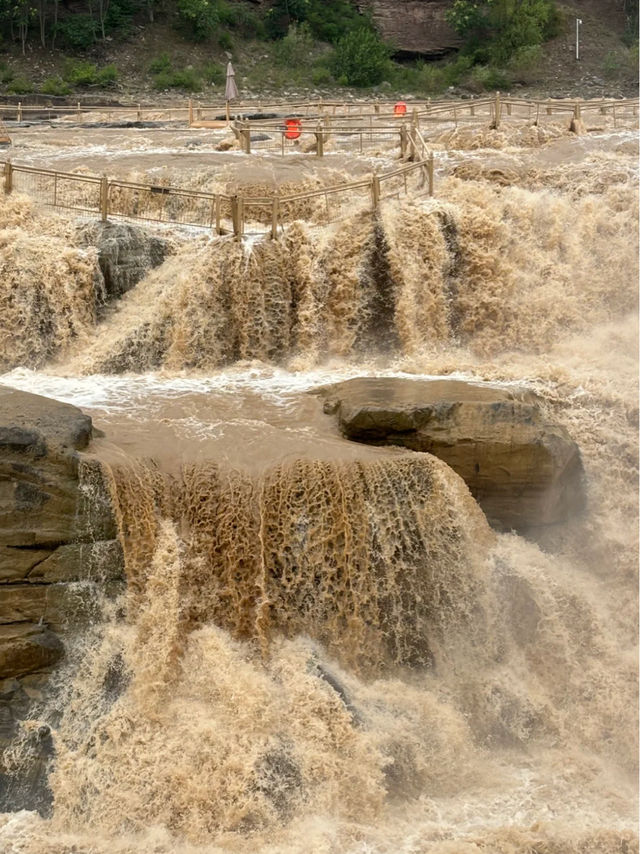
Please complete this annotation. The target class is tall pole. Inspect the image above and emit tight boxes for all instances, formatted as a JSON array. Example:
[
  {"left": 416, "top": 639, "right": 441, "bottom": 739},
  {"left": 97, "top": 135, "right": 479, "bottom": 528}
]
[{"left": 576, "top": 18, "right": 582, "bottom": 61}]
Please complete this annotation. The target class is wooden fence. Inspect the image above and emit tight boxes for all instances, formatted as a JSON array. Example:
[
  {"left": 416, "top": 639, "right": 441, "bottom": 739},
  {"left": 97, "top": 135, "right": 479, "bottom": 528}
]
[
  {"left": 1, "top": 94, "right": 638, "bottom": 130},
  {"left": 0, "top": 153, "right": 434, "bottom": 238}
]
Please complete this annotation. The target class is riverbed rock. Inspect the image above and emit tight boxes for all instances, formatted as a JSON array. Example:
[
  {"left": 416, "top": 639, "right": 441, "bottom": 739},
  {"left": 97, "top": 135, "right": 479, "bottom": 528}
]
[
  {"left": 320, "top": 377, "right": 584, "bottom": 533},
  {"left": 0, "top": 385, "right": 123, "bottom": 810},
  {"left": 77, "top": 220, "right": 171, "bottom": 305}
]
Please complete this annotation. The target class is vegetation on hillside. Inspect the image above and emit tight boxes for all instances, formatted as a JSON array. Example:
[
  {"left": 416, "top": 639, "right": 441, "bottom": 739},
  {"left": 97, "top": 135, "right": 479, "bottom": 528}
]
[{"left": 0, "top": 0, "right": 636, "bottom": 96}]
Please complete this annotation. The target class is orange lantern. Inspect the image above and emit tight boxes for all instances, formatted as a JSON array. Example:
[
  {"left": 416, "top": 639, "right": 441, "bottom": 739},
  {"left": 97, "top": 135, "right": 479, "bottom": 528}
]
[
  {"left": 393, "top": 101, "right": 407, "bottom": 116},
  {"left": 284, "top": 118, "right": 302, "bottom": 140}
]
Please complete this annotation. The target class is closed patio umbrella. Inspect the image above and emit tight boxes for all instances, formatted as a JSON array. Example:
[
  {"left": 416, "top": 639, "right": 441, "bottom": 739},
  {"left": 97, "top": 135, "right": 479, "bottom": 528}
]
[{"left": 225, "top": 62, "right": 239, "bottom": 123}]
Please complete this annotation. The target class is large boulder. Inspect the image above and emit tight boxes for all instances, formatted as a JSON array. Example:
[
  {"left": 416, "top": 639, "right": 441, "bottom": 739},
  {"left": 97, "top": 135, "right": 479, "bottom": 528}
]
[
  {"left": 320, "top": 377, "right": 585, "bottom": 533},
  {"left": 77, "top": 221, "right": 171, "bottom": 305},
  {"left": 358, "top": 0, "right": 462, "bottom": 57},
  {"left": 0, "top": 386, "right": 123, "bottom": 810}
]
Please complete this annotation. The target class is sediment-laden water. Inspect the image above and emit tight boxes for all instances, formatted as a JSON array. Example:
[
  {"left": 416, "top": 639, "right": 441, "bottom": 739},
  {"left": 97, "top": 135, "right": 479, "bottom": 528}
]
[{"left": 0, "top": 122, "right": 637, "bottom": 853}]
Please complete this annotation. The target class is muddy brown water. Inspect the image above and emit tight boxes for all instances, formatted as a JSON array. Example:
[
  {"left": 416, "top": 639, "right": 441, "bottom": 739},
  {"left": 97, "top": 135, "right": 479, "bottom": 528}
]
[{"left": 0, "top": 117, "right": 638, "bottom": 853}]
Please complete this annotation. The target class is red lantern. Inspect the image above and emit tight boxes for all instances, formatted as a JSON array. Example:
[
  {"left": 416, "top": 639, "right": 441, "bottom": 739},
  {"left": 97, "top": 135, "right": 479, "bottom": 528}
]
[
  {"left": 393, "top": 101, "right": 407, "bottom": 116},
  {"left": 284, "top": 118, "right": 302, "bottom": 140}
]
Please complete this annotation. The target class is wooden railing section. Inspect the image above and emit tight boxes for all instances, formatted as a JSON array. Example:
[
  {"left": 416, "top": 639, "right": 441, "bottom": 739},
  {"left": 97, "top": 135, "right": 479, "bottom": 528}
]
[
  {"left": 0, "top": 154, "right": 434, "bottom": 239},
  {"left": 1, "top": 94, "right": 638, "bottom": 128}
]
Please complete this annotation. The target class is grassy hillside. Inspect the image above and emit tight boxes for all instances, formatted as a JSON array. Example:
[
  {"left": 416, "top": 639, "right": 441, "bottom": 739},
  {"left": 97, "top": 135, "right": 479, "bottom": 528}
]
[{"left": 0, "top": 0, "right": 637, "bottom": 99}]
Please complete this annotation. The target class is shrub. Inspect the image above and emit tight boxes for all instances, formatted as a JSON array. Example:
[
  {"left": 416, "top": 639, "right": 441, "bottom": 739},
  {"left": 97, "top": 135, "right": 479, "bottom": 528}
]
[
  {"left": 265, "top": 0, "right": 364, "bottom": 43},
  {"left": 231, "top": 5, "right": 265, "bottom": 39},
  {"left": 274, "top": 23, "right": 314, "bottom": 66},
  {"left": 202, "top": 62, "right": 225, "bottom": 85},
  {"left": 56, "top": 15, "right": 97, "bottom": 50},
  {"left": 447, "top": 0, "right": 559, "bottom": 65},
  {"left": 467, "top": 64, "right": 512, "bottom": 91},
  {"left": 96, "top": 65, "right": 118, "bottom": 87},
  {"left": 8, "top": 76, "right": 34, "bottom": 94},
  {"left": 311, "top": 66, "right": 333, "bottom": 86},
  {"left": 508, "top": 43, "right": 542, "bottom": 81},
  {"left": 41, "top": 76, "right": 72, "bottom": 95},
  {"left": 153, "top": 69, "right": 202, "bottom": 91},
  {"left": 149, "top": 52, "right": 172, "bottom": 75},
  {"left": 63, "top": 60, "right": 99, "bottom": 87},
  {"left": 63, "top": 61, "right": 118, "bottom": 89},
  {"left": 417, "top": 63, "right": 446, "bottom": 94},
  {"left": 602, "top": 47, "right": 637, "bottom": 80},
  {"left": 0, "top": 62, "right": 14, "bottom": 85},
  {"left": 332, "top": 27, "right": 391, "bottom": 87},
  {"left": 218, "top": 31, "right": 233, "bottom": 50}
]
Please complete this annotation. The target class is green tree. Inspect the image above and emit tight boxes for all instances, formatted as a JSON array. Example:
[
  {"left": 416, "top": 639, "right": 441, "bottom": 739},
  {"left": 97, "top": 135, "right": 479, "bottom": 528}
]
[
  {"left": 446, "top": 0, "right": 558, "bottom": 63},
  {"left": 177, "top": 0, "right": 220, "bottom": 41},
  {"left": 332, "top": 27, "right": 391, "bottom": 87}
]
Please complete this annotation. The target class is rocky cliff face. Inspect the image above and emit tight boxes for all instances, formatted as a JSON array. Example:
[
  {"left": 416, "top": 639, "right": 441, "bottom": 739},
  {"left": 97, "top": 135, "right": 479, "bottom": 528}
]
[
  {"left": 358, "top": 0, "right": 462, "bottom": 56},
  {"left": 0, "top": 387, "right": 123, "bottom": 810}
]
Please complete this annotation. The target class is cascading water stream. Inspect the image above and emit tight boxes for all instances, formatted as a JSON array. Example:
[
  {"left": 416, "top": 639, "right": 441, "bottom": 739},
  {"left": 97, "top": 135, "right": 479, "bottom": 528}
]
[{"left": 0, "top": 124, "right": 637, "bottom": 852}]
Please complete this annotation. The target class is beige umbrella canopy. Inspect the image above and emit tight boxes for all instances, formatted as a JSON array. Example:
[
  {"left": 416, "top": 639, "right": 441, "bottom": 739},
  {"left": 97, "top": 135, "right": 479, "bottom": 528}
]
[{"left": 225, "top": 61, "right": 239, "bottom": 122}]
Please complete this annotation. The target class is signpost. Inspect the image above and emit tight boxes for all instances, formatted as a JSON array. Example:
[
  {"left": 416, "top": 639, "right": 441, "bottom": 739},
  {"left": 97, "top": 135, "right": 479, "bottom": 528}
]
[{"left": 576, "top": 18, "right": 582, "bottom": 61}]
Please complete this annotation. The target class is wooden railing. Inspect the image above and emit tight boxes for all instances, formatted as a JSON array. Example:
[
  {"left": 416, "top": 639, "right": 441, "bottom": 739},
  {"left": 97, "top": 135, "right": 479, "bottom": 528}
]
[
  {"left": 1, "top": 94, "right": 638, "bottom": 129},
  {"left": 1, "top": 153, "right": 433, "bottom": 239}
]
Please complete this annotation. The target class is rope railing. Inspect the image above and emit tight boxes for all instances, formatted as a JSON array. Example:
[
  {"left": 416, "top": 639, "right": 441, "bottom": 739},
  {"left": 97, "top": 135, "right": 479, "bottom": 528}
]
[{"left": 1, "top": 152, "right": 433, "bottom": 239}]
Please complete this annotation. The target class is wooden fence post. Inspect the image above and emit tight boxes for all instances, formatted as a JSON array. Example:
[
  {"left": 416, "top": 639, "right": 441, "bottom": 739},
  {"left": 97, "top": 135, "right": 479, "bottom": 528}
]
[
  {"left": 137, "top": 103, "right": 142, "bottom": 121},
  {"left": 188, "top": 98, "right": 194, "bottom": 126},
  {"left": 100, "top": 174, "right": 108, "bottom": 222},
  {"left": 17, "top": 102, "right": 22, "bottom": 122},
  {"left": 242, "top": 120, "right": 251, "bottom": 154},
  {"left": 400, "top": 123, "right": 408, "bottom": 159},
  {"left": 492, "top": 91, "right": 501, "bottom": 129},
  {"left": 315, "top": 122, "right": 324, "bottom": 157},
  {"left": 371, "top": 174, "right": 381, "bottom": 210},
  {"left": 3, "top": 160, "right": 12, "bottom": 194},
  {"left": 271, "top": 192, "right": 280, "bottom": 239},
  {"left": 231, "top": 194, "right": 245, "bottom": 238},
  {"left": 428, "top": 152, "right": 434, "bottom": 196}
]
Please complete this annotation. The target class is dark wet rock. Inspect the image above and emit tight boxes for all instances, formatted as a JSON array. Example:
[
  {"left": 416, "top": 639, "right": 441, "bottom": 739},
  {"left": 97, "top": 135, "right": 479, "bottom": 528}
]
[
  {"left": 320, "top": 377, "right": 585, "bottom": 533},
  {"left": 102, "top": 652, "right": 130, "bottom": 705},
  {"left": 254, "top": 747, "right": 302, "bottom": 819},
  {"left": 0, "top": 624, "right": 64, "bottom": 680},
  {"left": 77, "top": 220, "right": 171, "bottom": 305}
]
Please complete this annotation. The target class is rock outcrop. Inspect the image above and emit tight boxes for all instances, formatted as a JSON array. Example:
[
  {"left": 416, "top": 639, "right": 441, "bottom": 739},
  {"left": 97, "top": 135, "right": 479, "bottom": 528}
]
[
  {"left": 77, "top": 221, "right": 171, "bottom": 306},
  {"left": 358, "top": 0, "right": 462, "bottom": 57},
  {"left": 320, "top": 377, "right": 585, "bottom": 533},
  {"left": 0, "top": 386, "right": 123, "bottom": 810}
]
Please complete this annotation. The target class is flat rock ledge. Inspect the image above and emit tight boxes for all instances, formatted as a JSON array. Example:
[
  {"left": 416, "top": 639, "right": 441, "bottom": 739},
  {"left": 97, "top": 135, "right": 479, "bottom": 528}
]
[
  {"left": 320, "top": 377, "right": 585, "bottom": 533},
  {"left": 0, "top": 385, "right": 123, "bottom": 810}
]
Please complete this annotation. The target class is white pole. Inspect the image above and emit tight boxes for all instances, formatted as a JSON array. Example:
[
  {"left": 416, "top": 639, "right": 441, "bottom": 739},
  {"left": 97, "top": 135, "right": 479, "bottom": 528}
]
[{"left": 576, "top": 18, "right": 582, "bottom": 61}]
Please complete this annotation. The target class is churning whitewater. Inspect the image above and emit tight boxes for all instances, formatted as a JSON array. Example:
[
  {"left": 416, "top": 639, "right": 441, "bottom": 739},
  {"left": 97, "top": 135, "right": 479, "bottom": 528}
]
[{"left": 0, "top": 119, "right": 637, "bottom": 854}]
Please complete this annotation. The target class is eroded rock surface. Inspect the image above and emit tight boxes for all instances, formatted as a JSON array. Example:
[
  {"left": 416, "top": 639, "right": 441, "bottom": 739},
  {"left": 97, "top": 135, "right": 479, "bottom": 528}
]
[
  {"left": 359, "top": 0, "right": 462, "bottom": 56},
  {"left": 77, "top": 220, "right": 171, "bottom": 305},
  {"left": 320, "top": 377, "right": 585, "bottom": 532},
  {"left": 0, "top": 386, "right": 123, "bottom": 810}
]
